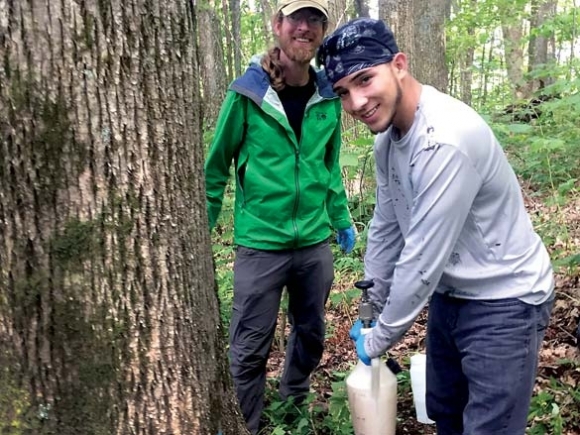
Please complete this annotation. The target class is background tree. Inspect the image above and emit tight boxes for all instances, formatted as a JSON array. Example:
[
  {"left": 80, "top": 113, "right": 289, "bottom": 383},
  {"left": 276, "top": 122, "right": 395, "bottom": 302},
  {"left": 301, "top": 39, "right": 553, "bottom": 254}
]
[
  {"left": 198, "top": 0, "right": 229, "bottom": 126},
  {"left": 221, "top": 0, "right": 236, "bottom": 83},
  {"left": 527, "top": 0, "right": 557, "bottom": 95},
  {"left": 259, "top": 0, "right": 275, "bottom": 45},
  {"left": 378, "top": 0, "right": 448, "bottom": 91},
  {"left": 500, "top": 0, "right": 528, "bottom": 99},
  {"left": 0, "top": 0, "right": 248, "bottom": 433},
  {"left": 230, "top": 0, "right": 244, "bottom": 76},
  {"left": 379, "top": 0, "right": 415, "bottom": 66},
  {"left": 412, "top": 0, "right": 449, "bottom": 91},
  {"left": 354, "top": 0, "right": 370, "bottom": 18},
  {"left": 447, "top": 0, "right": 478, "bottom": 105}
]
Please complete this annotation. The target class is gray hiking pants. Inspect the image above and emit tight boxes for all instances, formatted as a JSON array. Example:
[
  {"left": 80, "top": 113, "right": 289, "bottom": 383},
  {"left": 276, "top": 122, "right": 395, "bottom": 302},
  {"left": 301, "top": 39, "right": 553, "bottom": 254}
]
[{"left": 229, "top": 241, "right": 334, "bottom": 434}]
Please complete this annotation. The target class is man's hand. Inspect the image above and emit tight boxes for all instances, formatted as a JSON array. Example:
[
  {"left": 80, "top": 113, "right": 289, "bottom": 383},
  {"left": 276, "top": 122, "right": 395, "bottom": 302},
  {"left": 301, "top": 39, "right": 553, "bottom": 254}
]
[
  {"left": 337, "top": 226, "right": 356, "bottom": 253},
  {"left": 355, "top": 334, "right": 371, "bottom": 365},
  {"left": 349, "top": 319, "right": 377, "bottom": 342}
]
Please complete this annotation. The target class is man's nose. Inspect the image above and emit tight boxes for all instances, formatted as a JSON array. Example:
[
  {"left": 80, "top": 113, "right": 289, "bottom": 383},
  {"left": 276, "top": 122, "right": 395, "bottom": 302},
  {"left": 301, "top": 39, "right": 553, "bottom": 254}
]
[{"left": 349, "top": 90, "right": 368, "bottom": 113}]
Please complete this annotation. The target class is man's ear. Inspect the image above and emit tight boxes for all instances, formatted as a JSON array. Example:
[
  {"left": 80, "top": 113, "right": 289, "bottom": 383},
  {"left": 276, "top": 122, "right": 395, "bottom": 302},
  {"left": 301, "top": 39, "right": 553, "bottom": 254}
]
[
  {"left": 392, "top": 52, "right": 409, "bottom": 75},
  {"left": 272, "top": 17, "right": 282, "bottom": 37}
]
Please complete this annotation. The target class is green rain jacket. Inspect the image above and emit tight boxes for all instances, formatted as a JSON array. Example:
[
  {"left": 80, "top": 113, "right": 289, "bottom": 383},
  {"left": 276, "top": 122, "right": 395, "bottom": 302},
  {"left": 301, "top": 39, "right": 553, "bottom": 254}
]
[{"left": 205, "top": 63, "right": 351, "bottom": 250}]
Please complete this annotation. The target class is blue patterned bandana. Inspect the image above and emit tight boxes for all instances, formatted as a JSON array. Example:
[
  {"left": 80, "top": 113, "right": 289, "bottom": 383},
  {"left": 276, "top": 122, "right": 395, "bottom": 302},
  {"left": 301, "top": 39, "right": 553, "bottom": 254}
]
[{"left": 317, "top": 18, "right": 399, "bottom": 85}]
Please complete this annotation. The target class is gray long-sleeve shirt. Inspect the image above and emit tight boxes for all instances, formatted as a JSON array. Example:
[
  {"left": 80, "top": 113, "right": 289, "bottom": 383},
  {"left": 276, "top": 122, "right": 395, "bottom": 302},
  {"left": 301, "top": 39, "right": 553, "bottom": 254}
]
[{"left": 363, "top": 85, "right": 554, "bottom": 359}]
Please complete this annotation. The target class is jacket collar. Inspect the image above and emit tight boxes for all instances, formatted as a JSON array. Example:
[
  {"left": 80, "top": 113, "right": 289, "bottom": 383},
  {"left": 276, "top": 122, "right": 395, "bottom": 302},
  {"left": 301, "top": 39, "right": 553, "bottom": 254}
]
[{"left": 230, "top": 62, "right": 337, "bottom": 106}]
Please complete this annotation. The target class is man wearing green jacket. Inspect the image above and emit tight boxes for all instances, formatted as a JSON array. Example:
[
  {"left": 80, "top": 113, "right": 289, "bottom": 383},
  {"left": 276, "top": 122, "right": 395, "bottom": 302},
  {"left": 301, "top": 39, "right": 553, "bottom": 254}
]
[{"left": 204, "top": 0, "right": 354, "bottom": 432}]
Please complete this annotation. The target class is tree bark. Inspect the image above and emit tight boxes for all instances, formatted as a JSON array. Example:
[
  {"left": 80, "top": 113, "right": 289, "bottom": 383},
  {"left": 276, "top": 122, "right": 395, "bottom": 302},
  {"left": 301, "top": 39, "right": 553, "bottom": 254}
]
[
  {"left": 412, "top": 0, "right": 449, "bottom": 92},
  {"left": 198, "top": 0, "right": 228, "bottom": 126},
  {"left": 390, "top": 0, "right": 415, "bottom": 73},
  {"left": 380, "top": 0, "right": 448, "bottom": 91},
  {"left": 230, "top": 0, "right": 243, "bottom": 77},
  {"left": 259, "top": 0, "right": 275, "bottom": 46},
  {"left": 354, "top": 0, "right": 370, "bottom": 18},
  {"left": 0, "top": 0, "right": 248, "bottom": 434},
  {"left": 502, "top": 23, "right": 526, "bottom": 99},
  {"left": 527, "top": 0, "right": 557, "bottom": 95},
  {"left": 221, "top": 0, "right": 235, "bottom": 83},
  {"left": 378, "top": 0, "right": 399, "bottom": 30},
  {"left": 500, "top": 0, "right": 527, "bottom": 100}
]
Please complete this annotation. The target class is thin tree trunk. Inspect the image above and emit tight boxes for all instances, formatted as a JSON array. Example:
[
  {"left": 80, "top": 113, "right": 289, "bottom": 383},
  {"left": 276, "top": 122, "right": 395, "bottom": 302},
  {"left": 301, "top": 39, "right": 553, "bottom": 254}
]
[
  {"left": 259, "top": 0, "right": 275, "bottom": 47},
  {"left": 0, "top": 0, "right": 248, "bottom": 433},
  {"left": 501, "top": 4, "right": 526, "bottom": 100},
  {"left": 459, "top": 44, "right": 475, "bottom": 106},
  {"left": 230, "top": 0, "right": 243, "bottom": 77},
  {"left": 221, "top": 0, "right": 235, "bottom": 83},
  {"left": 198, "top": 0, "right": 228, "bottom": 126},
  {"left": 527, "top": 0, "right": 557, "bottom": 95}
]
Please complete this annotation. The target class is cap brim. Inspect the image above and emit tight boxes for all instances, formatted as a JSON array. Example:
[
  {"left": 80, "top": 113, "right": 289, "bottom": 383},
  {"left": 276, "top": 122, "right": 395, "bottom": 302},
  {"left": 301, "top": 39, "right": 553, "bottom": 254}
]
[{"left": 280, "top": 1, "right": 328, "bottom": 18}]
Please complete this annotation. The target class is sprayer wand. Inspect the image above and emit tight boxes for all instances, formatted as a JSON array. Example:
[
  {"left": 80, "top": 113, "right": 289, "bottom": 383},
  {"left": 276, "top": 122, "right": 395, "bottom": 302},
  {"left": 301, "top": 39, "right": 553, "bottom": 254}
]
[
  {"left": 346, "top": 280, "right": 400, "bottom": 434},
  {"left": 354, "top": 280, "right": 402, "bottom": 375}
]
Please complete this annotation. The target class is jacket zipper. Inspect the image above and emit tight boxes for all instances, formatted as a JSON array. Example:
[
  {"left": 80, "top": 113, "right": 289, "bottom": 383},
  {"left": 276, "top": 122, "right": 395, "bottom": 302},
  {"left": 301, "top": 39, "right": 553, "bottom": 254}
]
[
  {"left": 292, "top": 91, "right": 323, "bottom": 247},
  {"left": 293, "top": 147, "right": 300, "bottom": 247}
]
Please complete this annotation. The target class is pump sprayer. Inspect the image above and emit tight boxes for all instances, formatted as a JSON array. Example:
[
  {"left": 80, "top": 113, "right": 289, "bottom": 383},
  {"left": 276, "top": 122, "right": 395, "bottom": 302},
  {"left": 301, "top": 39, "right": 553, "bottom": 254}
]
[{"left": 346, "top": 280, "right": 398, "bottom": 435}]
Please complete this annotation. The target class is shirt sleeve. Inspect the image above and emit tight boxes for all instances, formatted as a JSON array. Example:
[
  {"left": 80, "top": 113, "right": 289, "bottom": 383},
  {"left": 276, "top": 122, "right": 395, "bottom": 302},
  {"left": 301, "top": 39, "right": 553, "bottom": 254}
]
[
  {"left": 364, "top": 142, "right": 404, "bottom": 317},
  {"left": 325, "top": 107, "right": 352, "bottom": 231},
  {"left": 365, "top": 143, "right": 483, "bottom": 359},
  {"left": 204, "top": 91, "right": 246, "bottom": 230}
]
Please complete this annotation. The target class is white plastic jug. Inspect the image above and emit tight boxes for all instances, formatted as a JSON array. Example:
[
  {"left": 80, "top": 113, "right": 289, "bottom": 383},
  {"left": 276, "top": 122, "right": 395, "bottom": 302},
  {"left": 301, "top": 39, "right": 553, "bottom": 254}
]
[
  {"left": 410, "top": 353, "right": 435, "bottom": 424},
  {"left": 346, "top": 328, "right": 397, "bottom": 435}
]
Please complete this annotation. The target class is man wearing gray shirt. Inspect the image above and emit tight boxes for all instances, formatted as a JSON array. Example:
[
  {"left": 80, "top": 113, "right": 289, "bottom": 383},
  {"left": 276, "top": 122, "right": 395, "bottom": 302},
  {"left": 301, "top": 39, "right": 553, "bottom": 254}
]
[{"left": 318, "top": 18, "right": 554, "bottom": 435}]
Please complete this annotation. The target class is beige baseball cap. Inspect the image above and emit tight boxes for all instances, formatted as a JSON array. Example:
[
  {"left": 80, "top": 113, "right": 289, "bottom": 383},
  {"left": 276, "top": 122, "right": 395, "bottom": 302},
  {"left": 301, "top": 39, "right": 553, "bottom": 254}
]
[{"left": 276, "top": 0, "right": 329, "bottom": 18}]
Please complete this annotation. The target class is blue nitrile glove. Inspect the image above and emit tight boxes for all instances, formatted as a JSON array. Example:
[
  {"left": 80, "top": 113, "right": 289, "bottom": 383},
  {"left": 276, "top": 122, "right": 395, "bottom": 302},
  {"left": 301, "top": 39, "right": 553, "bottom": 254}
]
[
  {"left": 355, "top": 334, "right": 371, "bottom": 366},
  {"left": 349, "top": 319, "right": 377, "bottom": 342},
  {"left": 337, "top": 226, "right": 356, "bottom": 254}
]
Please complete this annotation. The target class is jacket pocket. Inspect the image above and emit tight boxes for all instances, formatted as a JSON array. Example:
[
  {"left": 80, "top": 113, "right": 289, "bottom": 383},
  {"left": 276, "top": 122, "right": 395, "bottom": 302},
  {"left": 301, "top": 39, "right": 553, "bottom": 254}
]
[{"left": 236, "top": 154, "right": 249, "bottom": 206}]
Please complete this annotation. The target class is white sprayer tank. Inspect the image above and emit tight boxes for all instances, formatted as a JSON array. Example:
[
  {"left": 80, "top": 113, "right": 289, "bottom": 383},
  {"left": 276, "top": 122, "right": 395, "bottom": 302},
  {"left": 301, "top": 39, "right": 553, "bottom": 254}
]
[{"left": 346, "top": 328, "right": 397, "bottom": 435}]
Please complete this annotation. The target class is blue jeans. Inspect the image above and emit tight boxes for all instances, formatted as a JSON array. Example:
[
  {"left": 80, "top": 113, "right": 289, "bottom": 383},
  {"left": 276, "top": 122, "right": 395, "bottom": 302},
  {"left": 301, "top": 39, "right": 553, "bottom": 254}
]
[{"left": 426, "top": 292, "right": 554, "bottom": 435}]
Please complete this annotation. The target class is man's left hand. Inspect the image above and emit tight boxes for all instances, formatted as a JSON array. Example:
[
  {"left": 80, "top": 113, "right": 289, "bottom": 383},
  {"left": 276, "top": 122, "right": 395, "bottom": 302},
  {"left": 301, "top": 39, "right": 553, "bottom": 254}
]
[{"left": 337, "top": 226, "right": 356, "bottom": 254}]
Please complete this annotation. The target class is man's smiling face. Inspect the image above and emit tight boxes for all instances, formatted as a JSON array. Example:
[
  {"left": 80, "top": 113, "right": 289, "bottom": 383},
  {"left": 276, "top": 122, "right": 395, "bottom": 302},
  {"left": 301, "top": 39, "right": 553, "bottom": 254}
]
[
  {"left": 274, "top": 8, "right": 326, "bottom": 65},
  {"left": 333, "top": 62, "right": 403, "bottom": 134}
]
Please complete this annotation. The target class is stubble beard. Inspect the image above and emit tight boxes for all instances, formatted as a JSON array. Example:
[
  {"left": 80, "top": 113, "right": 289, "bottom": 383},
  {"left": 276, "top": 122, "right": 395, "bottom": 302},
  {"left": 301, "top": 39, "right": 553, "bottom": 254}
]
[
  {"left": 286, "top": 46, "right": 315, "bottom": 64},
  {"left": 279, "top": 33, "right": 317, "bottom": 65},
  {"left": 370, "top": 81, "right": 403, "bottom": 134}
]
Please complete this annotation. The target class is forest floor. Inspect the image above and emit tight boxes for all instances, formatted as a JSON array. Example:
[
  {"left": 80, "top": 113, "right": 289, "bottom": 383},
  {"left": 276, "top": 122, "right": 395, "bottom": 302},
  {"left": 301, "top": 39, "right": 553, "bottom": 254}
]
[{"left": 263, "top": 193, "right": 580, "bottom": 434}]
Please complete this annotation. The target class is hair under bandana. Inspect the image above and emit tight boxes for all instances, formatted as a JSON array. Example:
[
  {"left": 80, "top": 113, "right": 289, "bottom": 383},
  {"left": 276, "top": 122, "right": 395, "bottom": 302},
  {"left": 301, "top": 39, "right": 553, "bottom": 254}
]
[{"left": 317, "top": 18, "right": 399, "bottom": 85}]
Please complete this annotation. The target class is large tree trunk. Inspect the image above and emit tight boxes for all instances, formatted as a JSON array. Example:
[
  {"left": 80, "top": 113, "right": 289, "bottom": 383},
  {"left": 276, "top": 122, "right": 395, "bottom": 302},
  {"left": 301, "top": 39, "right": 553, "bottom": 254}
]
[{"left": 0, "top": 0, "right": 248, "bottom": 434}]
